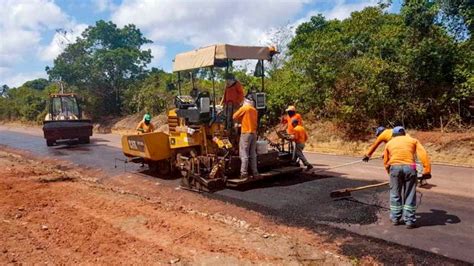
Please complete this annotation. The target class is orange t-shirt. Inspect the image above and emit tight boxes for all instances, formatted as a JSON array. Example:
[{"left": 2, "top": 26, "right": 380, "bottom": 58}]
[
  {"left": 232, "top": 104, "right": 258, "bottom": 134},
  {"left": 136, "top": 121, "right": 155, "bottom": 133},
  {"left": 282, "top": 113, "right": 303, "bottom": 134},
  {"left": 383, "top": 135, "right": 431, "bottom": 174},
  {"left": 365, "top": 129, "right": 392, "bottom": 156},
  {"left": 223, "top": 81, "right": 244, "bottom": 106},
  {"left": 292, "top": 125, "right": 308, "bottom": 144}
]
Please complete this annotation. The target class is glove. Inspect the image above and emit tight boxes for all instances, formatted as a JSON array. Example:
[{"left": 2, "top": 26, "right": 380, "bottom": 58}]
[
  {"left": 362, "top": 155, "right": 370, "bottom": 162},
  {"left": 421, "top": 173, "right": 432, "bottom": 180}
]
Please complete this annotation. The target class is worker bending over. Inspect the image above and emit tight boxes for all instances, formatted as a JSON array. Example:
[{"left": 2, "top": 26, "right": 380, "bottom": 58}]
[
  {"left": 363, "top": 126, "right": 397, "bottom": 162},
  {"left": 281, "top": 105, "right": 303, "bottom": 134},
  {"left": 290, "top": 119, "right": 313, "bottom": 171},
  {"left": 233, "top": 98, "right": 258, "bottom": 178},
  {"left": 383, "top": 126, "right": 431, "bottom": 229},
  {"left": 221, "top": 73, "right": 244, "bottom": 130},
  {"left": 136, "top": 113, "right": 155, "bottom": 134}
]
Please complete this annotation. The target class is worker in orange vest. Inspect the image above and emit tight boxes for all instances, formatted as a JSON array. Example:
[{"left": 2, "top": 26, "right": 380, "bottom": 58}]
[
  {"left": 362, "top": 126, "right": 393, "bottom": 162},
  {"left": 281, "top": 105, "right": 303, "bottom": 134},
  {"left": 290, "top": 119, "right": 313, "bottom": 171},
  {"left": 383, "top": 126, "right": 431, "bottom": 229},
  {"left": 221, "top": 73, "right": 244, "bottom": 130},
  {"left": 233, "top": 98, "right": 258, "bottom": 178},
  {"left": 136, "top": 113, "right": 155, "bottom": 134}
]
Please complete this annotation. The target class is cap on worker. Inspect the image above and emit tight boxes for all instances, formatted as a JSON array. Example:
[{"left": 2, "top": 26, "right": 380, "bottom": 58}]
[
  {"left": 286, "top": 105, "right": 296, "bottom": 112},
  {"left": 291, "top": 118, "right": 299, "bottom": 126},
  {"left": 375, "top": 126, "right": 385, "bottom": 137},
  {"left": 224, "top": 73, "right": 235, "bottom": 80},
  {"left": 392, "top": 126, "right": 406, "bottom": 136},
  {"left": 143, "top": 113, "right": 152, "bottom": 121},
  {"left": 243, "top": 98, "right": 254, "bottom": 106}
]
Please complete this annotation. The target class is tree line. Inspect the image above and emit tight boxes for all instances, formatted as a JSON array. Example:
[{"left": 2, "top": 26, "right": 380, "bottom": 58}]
[{"left": 1, "top": 1, "right": 472, "bottom": 136}]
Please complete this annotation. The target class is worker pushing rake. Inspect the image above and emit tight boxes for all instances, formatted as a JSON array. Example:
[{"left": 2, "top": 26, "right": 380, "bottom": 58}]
[{"left": 330, "top": 126, "right": 432, "bottom": 229}]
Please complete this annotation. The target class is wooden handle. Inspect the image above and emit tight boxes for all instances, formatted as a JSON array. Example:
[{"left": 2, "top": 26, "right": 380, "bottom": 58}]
[{"left": 347, "top": 181, "right": 389, "bottom": 192}]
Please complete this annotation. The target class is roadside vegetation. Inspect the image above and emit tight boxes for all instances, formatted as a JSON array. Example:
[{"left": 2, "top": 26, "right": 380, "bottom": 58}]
[{"left": 1, "top": 1, "right": 472, "bottom": 137}]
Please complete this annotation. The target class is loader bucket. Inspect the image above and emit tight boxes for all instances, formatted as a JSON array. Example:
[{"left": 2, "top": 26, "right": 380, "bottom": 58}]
[{"left": 121, "top": 132, "right": 172, "bottom": 161}]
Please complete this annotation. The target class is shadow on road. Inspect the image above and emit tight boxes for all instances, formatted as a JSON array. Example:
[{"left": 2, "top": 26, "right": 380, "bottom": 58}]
[
  {"left": 416, "top": 209, "right": 461, "bottom": 227},
  {"left": 419, "top": 183, "right": 437, "bottom": 190}
]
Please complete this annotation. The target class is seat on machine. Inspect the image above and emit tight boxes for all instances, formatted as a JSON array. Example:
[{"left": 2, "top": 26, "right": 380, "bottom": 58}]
[{"left": 175, "top": 92, "right": 211, "bottom": 124}]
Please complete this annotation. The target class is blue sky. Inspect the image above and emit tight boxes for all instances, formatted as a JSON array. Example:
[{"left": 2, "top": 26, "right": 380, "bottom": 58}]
[{"left": 0, "top": 0, "right": 402, "bottom": 87}]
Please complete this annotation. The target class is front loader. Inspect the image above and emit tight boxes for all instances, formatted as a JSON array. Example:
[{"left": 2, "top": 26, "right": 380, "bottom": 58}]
[{"left": 43, "top": 93, "right": 93, "bottom": 146}]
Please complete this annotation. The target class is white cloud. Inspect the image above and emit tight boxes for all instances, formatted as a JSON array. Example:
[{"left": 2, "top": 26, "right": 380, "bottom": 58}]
[
  {"left": 143, "top": 44, "right": 166, "bottom": 68},
  {"left": 325, "top": 0, "right": 378, "bottom": 20},
  {"left": 93, "top": 0, "right": 116, "bottom": 12},
  {"left": 111, "top": 0, "right": 307, "bottom": 47},
  {"left": 0, "top": 0, "right": 67, "bottom": 31},
  {"left": 38, "top": 24, "right": 89, "bottom": 61},
  {"left": 0, "top": 0, "right": 70, "bottom": 69},
  {"left": 1, "top": 71, "right": 47, "bottom": 87},
  {"left": 288, "top": 0, "right": 378, "bottom": 30}
]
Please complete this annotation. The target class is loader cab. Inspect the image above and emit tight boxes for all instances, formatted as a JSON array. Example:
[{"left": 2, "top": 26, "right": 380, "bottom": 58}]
[{"left": 45, "top": 93, "right": 82, "bottom": 121}]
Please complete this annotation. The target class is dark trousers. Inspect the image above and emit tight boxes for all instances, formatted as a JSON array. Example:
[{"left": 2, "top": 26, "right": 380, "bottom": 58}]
[
  {"left": 239, "top": 133, "right": 258, "bottom": 176},
  {"left": 292, "top": 143, "right": 310, "bottom": 166},
  {"left": 225, "top": 105, "right": 235, "bottom": 131},
  {"left": 389, "top": 165, "right": 417, "bottom": 225}
]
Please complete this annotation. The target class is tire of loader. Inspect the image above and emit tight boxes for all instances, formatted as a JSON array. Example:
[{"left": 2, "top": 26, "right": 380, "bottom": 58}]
[
  {"left": 148, "top": 160, "right": 172, "bottom": 177},
  {"left": 79, "top": 136, "right": 90, "bottom": 144},
  {"left": 46, "top": 139, "right": 55, "bottom": 147}
]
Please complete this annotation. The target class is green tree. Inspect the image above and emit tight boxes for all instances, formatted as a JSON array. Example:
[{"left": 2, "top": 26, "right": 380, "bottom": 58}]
[
  {"left": 124, "top": 69, "right": 175, "bottom": 115},
  {"left": 268, "top": 3, "right": 471, "bottom": 135},
  {"left": 1, "top": 84, "right": 9, "bottom": 97},
  {"left": 46, "top": 20, "right": 152, "bottom": 117},
  {"left": 6, "top": 85, "right": 46, "bottom": 122},
  {"left": 22, "top": 78, "right": 50, "bottom": 91}
]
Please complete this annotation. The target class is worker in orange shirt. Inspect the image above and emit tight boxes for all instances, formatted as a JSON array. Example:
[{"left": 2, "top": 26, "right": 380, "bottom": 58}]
[
  {"left": 233, "top": 98, "right": 258, "bottom": 178},
  {"left": 221, "top": 73, "right": 244, "bottom": 130},
  {"left": 290, "top": 119, "right": 313, "bottom": 171},
  {"left": 383, "top": 126, "right": 431, "bottom": 229},
  {"left": 281, "top": 105, "right": 303, "bottom": 134},
  {"left": 136, "top": 113, "right": 155, "bottom": 134},
  {"left": 362, "top": 126, "right": 394, "bottom": 162}
]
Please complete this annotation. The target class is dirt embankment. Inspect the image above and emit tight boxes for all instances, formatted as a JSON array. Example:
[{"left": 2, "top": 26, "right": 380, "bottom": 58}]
[
  {"left": 93, "top": 113, "right": 168, "bottom": 135},
  {"left": 0, "top": 148, "right": 466, "bottom": 265},
  {"left": 269, "top": 121, "right": 473, "bottom": 167}
]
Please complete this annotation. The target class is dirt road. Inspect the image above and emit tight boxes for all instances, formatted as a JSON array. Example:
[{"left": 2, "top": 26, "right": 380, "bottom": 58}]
[
  {"left": 0, "top": 150, "right": 349, "bottom": 264},
  {"left": 1, "top": 125, "right": 473, "bottom": 263}
]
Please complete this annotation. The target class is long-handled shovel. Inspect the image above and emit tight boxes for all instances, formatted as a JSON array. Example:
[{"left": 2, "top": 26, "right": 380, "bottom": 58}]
[{"left": 330, "top": 181, "right": 389, "bottom": 198}]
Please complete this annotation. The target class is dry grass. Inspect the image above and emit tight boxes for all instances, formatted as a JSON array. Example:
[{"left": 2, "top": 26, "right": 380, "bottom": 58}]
[{"left": 300, "top": 121, "right": 474, "bottom": 167}]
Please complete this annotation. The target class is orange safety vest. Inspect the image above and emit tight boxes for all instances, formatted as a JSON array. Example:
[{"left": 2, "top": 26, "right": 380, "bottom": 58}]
[{"left": 233, "top": 104, "right": 258, "bottom": 134}]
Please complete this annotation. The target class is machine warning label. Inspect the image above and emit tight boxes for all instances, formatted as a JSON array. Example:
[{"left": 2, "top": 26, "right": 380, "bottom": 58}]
[{"left": 128, "top": 136, "right": 145, "bottom": 152}]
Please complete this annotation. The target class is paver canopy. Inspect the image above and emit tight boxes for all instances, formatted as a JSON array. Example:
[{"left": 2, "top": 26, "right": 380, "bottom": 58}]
[{"left": 172, "top": 44, "right": 274, "bottom": 72}]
